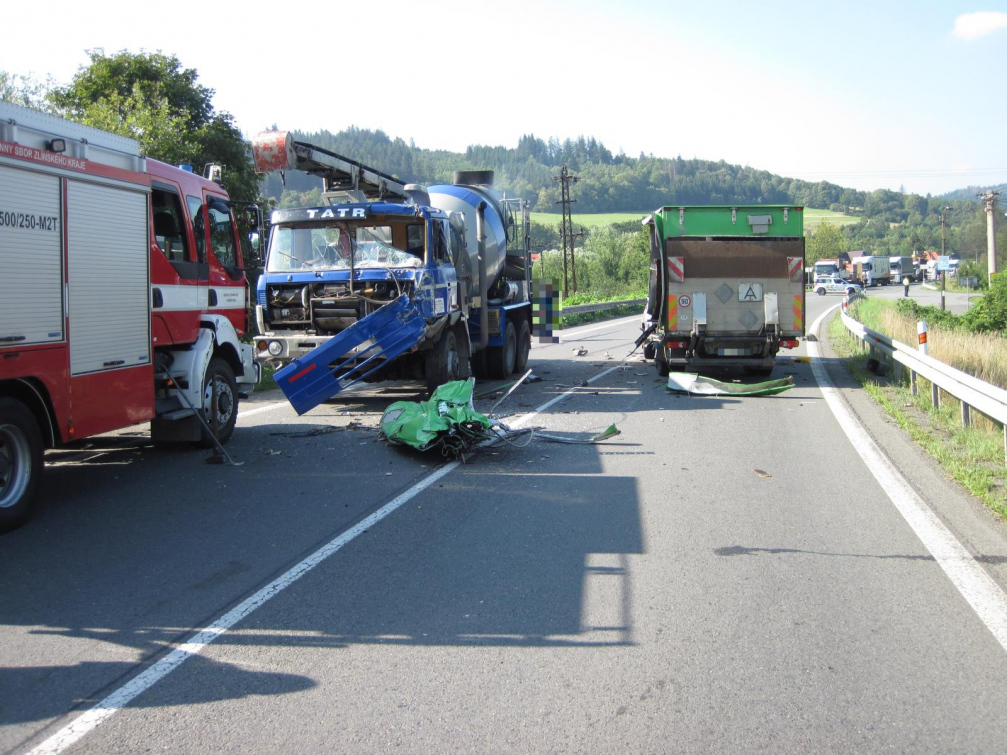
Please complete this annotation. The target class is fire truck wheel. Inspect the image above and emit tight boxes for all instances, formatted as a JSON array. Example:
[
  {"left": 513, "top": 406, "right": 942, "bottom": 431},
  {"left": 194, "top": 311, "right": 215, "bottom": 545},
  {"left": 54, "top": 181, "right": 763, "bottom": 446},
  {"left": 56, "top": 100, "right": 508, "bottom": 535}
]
[
  {"left": 0, "top": 398, "right": 43, "bottom": 532},
  {"left": 425, "top": 328, "right": 463, "bottom": 392},
  {"left": 513, "top": 319, "right": 531, "bottom": 374},
  {"left": 486, "top": 322, "right": 517, "bottom": 379},
  {"left": 198, "top": 358, "right": 238, "bottom": 447}
]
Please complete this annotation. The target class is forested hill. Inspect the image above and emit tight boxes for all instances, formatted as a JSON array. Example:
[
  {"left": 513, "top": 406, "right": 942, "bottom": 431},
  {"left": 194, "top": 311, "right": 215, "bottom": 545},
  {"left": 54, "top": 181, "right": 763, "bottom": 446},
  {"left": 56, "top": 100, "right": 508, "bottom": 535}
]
[
  {"left": 940, "top": 183, "right": 1007, "bottom": 203},
  {"left": 261, "top": 128, "right": 862, "bottom": 214}
]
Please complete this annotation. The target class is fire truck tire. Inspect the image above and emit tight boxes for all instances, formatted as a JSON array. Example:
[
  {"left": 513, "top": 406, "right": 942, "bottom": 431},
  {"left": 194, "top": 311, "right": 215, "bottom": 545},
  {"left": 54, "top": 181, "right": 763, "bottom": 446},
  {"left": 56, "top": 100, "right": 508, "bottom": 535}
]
[
  {"left": 0, "top": 397, "right": 43, "bottom": 532},
  {"left": 198, "top": 358, "right": 238, "bottom": 447},
  {"left": 425, "top": 328, "right": 463, "bottom": 392},
  {"left": 514, "top": 319, "right": 532, "bottom": 374},
  {"left": 486, "top": 322, "right": 517, "bottom": 379}
]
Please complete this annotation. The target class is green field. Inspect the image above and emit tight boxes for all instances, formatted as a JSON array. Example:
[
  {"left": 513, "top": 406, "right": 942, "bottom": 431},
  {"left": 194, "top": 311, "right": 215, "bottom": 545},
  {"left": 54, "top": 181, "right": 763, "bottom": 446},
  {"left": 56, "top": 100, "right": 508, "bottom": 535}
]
[
  {"left": 530, "top": 212, "right": 646, "bottom": 229},
  {"left": 532, "top": 207, "right": 860, "bottom": 233},
  {"left": 803, "top": 207, "right": 861, "bottom": 231}
]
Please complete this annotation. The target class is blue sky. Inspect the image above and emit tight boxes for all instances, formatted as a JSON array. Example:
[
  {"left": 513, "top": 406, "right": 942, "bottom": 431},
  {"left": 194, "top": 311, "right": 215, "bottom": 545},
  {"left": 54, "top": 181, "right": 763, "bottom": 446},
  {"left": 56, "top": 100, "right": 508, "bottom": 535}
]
[{"left": 2, "top": 0, "right": 1005, "bottom": 196}]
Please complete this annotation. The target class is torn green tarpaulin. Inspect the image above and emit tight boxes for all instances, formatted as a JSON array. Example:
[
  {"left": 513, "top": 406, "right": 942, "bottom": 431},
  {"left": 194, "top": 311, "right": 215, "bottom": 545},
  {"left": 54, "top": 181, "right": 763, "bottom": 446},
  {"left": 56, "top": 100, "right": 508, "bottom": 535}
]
[
  {"left": 666, "top": 372, "right": 794, "bottom": 396},
  {"left": 380, "top": 378, "right": 492, "bottom": 454}
]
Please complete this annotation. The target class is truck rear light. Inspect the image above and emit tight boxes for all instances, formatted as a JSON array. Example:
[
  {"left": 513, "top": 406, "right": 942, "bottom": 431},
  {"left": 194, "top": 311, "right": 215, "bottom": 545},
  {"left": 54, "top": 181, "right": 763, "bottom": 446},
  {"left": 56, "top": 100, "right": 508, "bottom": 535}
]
[
  {"left": 667, "top": 340, "right": 689, "bottom": 349},
  {"left": 779, "top": 339, "right": 799, "bottom": 349}
]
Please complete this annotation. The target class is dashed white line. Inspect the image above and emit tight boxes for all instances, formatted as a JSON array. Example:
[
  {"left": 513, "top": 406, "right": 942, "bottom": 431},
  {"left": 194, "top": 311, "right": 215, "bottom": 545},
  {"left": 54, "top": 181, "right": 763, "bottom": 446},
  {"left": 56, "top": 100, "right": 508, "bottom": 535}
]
[{"left": 808, "top": 305, "right": 1007, "bottom": 654}]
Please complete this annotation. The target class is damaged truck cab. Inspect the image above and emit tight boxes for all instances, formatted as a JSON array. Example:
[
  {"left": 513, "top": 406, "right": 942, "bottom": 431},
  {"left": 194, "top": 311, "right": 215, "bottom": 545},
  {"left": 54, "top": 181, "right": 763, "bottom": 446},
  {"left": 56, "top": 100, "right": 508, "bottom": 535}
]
[
  {"left": 251, "top": 132, "right": 532, "bottom": 414},
  {"left": 642, "top": 205, "right": 806, "bottom": 377}
]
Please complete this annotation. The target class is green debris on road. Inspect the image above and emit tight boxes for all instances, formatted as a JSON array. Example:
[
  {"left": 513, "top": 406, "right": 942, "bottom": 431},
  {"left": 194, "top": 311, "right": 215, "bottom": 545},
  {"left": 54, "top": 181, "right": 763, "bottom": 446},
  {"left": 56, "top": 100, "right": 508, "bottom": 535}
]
[
  {"left": 666, "top": 372, "right": 795, "bottom": 397},
  {"left": 380, "top": 379, "right": 492, "bottom": 456}
]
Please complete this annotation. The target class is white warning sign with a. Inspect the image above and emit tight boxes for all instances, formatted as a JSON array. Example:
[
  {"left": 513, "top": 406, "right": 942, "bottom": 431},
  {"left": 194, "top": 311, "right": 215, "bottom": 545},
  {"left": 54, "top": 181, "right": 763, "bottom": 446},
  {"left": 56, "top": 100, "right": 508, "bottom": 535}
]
[{"left": 737, "top": 283, "right": 763, "bottom": 302}]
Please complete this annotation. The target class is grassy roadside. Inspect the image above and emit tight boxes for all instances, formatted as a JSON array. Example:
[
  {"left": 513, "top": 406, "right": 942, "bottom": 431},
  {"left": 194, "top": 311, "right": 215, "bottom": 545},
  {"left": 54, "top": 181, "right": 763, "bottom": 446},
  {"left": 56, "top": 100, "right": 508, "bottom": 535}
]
[{"left": 826, "top": 311, "right": 1007, "bottom": 521}]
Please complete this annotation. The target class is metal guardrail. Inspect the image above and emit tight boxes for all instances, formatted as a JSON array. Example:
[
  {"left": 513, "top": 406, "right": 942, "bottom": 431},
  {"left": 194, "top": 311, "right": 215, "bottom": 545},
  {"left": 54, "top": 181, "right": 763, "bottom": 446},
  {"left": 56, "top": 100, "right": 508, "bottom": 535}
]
[
  {"left": 840, "top": 299, "right": 1007, "bottom": 465},
  {"left": 562, "top": 298, "right": 646, "bottom": 316}
]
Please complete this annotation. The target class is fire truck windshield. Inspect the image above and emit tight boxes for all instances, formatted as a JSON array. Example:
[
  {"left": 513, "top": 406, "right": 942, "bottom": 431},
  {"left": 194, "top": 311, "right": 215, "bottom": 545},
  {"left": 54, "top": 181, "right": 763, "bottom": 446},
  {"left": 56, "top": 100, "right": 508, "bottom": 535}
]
[{"left": 266, "top": 222, "right": 424, "bottom": 272}]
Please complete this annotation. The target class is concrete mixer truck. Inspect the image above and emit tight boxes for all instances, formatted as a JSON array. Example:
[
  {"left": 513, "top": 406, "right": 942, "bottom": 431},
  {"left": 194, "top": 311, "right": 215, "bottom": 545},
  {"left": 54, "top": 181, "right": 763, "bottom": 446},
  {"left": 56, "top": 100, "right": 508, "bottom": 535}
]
[{"left": 250, "top": 131, "right": 533, "bottom": 414}]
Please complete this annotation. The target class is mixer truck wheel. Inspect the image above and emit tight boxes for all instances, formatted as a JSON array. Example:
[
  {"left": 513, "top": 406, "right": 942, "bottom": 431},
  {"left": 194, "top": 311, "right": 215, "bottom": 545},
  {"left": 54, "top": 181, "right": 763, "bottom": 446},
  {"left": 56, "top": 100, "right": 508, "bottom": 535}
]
[
  {"left": 0, "top": 397, "right": 43, "bottom": 532},
  {"left": 425, "top": 328, "right": 464, "bottom": 392},
  {"left": 198, "top": 357, "right": 238, "bottom": 447},
  {"left": 514, "top": 319, "right": 531, "bottom": 374},
  {"left": 486, "top": 322, "right": 517, "bottom": 379}
]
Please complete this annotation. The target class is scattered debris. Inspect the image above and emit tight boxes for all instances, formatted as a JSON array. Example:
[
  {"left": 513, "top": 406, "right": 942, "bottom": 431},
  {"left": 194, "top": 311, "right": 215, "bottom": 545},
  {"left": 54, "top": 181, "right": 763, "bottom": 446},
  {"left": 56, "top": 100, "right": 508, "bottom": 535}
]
[
  {"left": 489, "top": 369, "right": 534, "bottom": 414},
  {"left": 541, "top": 424, "right": 621, "bottom": 444},
  {"left": 381, "top": 378, "right": 492, "bottom": 458},
  {"left": 753, "top": 469, "right": 773, "bottom": 478},
  {"left": 794, "top": 356, "right": 812, "bottom": 363},
  {"left": 269, "top": 421, "right": 377, "bottom": 438},
  {"left": 573, "top": 347, "right": 589, "bottom": 356},
  {"left": 666, "top": 372, "right": 795, "bottom": 397},
  {"left": 380, "top": 380, "right": 627, "bottom": 459}
]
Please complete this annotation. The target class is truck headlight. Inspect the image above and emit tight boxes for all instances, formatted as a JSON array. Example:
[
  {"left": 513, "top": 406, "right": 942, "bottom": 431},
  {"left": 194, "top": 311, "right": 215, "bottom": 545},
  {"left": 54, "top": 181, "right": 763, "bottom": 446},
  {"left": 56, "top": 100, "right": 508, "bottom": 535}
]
[{"left": 267, "top": 340, "right": 283, "bottom": 357}]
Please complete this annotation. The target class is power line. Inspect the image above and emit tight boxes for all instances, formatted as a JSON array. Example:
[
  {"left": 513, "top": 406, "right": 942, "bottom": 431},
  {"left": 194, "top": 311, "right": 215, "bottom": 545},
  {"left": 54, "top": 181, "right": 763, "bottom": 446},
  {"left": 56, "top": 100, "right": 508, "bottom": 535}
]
[{"left": 552, "top": 165, "right": 584, "bottom": 293}]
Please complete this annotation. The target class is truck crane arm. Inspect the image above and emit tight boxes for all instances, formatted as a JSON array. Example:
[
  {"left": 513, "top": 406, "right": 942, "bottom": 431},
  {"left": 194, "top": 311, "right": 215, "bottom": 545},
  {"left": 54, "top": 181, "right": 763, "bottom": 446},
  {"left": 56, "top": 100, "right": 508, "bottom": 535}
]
[{"left": 252, "top": 130, "right": 409, "bottom": 203}]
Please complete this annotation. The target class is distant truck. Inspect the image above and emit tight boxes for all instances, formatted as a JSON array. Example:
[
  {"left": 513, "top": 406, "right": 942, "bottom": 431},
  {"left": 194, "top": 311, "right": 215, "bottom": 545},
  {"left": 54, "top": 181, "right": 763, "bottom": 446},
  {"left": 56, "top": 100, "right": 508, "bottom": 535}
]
[
  {"left": 814, "top": 259, "right": 842, "bottom": 279},
  {"left": 889, "top": 256, "right": 914, "bottom": 283},
  {"left": 814, "top": 253, "right": 851, "bottom": 280},
  {"left": 641, "top": 205, "right": 805, "bottom": 377},
  {"left": 850, "top": 255, "right": 890, "bottom": 287}
]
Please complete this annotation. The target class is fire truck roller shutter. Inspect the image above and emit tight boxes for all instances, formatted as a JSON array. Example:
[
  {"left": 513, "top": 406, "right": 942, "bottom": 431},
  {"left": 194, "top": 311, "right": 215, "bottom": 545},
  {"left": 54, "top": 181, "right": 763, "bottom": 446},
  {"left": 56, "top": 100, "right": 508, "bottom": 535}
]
[
  {"left": 66, "top": 179, "right": 150, "bottom": 376},
  {"left": 0, "top": 165, "right": 64, "bottom": 346}
]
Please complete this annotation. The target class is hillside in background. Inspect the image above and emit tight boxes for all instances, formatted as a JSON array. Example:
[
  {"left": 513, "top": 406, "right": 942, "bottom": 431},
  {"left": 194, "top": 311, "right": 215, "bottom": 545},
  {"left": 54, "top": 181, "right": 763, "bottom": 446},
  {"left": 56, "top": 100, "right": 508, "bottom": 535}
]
[
  {"left": 260, "top": 127, "right": 1004, "bottom": 263},
  {"left": 940, "top": 183, "right": 1007, "bottom": 203},
  {"left": 261, "top": 128, "right": 860, "bottom": 214}
]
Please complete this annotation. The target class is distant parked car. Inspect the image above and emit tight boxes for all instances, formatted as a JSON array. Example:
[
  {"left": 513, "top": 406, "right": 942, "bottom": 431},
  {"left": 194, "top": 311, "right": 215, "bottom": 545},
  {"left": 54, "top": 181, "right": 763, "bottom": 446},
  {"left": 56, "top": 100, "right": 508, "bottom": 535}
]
[{"left": 814, "top": 275, "right": 863, "bottom": 296}]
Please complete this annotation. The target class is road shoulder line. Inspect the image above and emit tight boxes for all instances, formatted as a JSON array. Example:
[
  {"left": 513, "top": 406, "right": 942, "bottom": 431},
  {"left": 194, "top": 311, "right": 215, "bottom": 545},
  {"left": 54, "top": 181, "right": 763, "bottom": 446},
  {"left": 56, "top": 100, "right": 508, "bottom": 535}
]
[{"left": 808, "top": 306, "right": 1007, "bottom": 655}]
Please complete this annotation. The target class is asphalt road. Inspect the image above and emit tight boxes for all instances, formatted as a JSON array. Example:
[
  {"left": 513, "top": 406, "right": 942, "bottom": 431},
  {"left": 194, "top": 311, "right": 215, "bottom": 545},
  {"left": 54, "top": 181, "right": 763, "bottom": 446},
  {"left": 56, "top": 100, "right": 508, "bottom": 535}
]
[{"left": 3, "top": 295, "right": 1007, "bottom": 754}]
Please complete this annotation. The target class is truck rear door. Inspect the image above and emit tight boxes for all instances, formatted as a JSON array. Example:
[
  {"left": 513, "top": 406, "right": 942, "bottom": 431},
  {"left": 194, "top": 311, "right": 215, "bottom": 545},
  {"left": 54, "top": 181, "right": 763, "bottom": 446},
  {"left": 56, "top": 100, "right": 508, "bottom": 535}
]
[{"left": 664, "top": 236, "right": 805, "bottom": 337}]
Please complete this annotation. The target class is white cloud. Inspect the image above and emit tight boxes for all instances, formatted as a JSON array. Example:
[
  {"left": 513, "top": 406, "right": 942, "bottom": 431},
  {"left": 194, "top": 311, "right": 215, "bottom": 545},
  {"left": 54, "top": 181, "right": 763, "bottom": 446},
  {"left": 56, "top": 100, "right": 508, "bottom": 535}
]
[{"left": 952, "top": 11, "right": 1007, "bottom": 40}]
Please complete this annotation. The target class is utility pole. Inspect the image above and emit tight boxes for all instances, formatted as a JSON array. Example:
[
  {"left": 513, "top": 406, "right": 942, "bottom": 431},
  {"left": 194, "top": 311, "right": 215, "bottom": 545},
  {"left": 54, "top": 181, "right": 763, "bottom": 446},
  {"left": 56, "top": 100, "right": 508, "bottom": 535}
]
[
  {"left": 981, "top": 190, "right": 1000, "bottom": 277},
  {"left": 941, "top": 206, "right": 950, "bottom": 311},
  {"left": 553, "top": 166, "right": 583, "bottom": 293}
]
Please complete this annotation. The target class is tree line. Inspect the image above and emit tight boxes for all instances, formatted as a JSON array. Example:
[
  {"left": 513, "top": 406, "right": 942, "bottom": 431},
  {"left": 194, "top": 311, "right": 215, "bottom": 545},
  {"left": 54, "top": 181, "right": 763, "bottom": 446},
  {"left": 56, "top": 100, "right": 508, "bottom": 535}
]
[{"left": 4, "top": 51, "right": 1002, "bottom": 286}]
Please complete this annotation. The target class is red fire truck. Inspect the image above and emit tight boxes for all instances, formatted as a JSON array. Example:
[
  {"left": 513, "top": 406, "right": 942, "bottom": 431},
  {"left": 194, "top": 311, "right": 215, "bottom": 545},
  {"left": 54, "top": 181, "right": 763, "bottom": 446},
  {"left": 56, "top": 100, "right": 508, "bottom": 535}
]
[{"left": 0, "top": 102, "right": 259, "bottom": 530}]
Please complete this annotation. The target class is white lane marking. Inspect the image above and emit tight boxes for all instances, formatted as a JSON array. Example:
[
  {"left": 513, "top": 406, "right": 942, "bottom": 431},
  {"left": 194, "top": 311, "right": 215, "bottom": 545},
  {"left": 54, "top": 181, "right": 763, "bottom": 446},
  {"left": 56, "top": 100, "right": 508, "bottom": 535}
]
[
  {"left": 236, "top": 401, "right": 288, "bottom": 420},
  {"left": 561, "top": 317, "right": 641, "bottom": 340},
  {"left": 30, "top": 363, "right": 624, "bottom": 754},
  {"left": 531, "top": 316, "right": 640, "bottom": 349},
  {"left": 808, "top": 306, "right": 1007, "bottom": 654}
]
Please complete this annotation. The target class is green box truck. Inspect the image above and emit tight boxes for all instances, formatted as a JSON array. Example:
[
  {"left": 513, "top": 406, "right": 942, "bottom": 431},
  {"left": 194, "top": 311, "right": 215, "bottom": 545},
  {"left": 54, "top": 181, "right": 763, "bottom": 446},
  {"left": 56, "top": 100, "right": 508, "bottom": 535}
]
[{"left": 641, "top": 205, "right": 806, "bottom": 377}]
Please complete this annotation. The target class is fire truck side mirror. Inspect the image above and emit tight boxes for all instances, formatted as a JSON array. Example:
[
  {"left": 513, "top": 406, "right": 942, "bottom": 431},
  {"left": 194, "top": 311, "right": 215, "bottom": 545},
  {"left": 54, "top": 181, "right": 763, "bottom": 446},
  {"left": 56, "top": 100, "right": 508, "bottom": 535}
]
[{"left": 247, "top": 232, "right": 263, "bottom": 268}]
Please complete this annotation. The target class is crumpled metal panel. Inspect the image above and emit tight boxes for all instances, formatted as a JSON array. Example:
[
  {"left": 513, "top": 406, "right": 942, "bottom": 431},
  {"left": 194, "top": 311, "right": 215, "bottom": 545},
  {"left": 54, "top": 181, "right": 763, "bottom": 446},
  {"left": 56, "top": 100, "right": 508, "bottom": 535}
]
[{"left": 274, "top": 295, "right": 426, "bottom": 415}]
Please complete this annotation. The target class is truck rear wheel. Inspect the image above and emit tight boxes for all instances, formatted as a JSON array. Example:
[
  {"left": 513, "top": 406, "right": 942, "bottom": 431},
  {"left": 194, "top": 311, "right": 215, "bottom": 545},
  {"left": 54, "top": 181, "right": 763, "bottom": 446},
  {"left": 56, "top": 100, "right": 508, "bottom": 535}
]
[
  {"left": 198, "top": 357, "right": 238, "bottom": 447},
  {"left": 514, "top": 319, "right": 531, "bottom": 374},
  {"left": 485, "top": 322, "right": 517, "bottom": 379},
  {"left": 655, "top": 350, "right": 670, "bottom": 377},
  {"left": 0, "top": 397, "right": 43, "bottom": 532}
]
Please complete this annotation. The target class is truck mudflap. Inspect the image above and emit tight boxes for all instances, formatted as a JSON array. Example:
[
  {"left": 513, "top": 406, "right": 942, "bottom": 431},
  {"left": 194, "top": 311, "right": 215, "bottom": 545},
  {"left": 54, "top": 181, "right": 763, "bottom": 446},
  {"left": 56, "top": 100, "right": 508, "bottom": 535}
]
[{"left": 274, "top": 295, "right": 426, "bottom": 415}]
